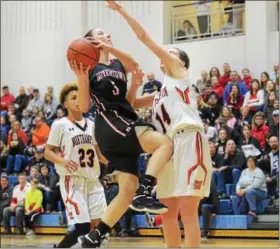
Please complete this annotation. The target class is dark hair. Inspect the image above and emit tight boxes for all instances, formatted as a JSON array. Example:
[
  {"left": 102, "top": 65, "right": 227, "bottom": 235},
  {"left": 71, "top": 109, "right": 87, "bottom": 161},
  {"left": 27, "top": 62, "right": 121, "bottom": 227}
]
[
  {"left": 242, "top": 68, "right": 250, "bottom": 73},
  {"left": 2, "top": 86, "right": 8, "bottom": 90},
  {"left": 84, "top": 29, "right": 94, "bottom": 38},
  {"left": 250, "top": 79, "right": 261, "bottom": 95},
  {"left": 174, "top": 48, "right": 190, "bottom": 69},
  {"left": 59, "top": 83, "right": 78, "bottom": 105},
  {"left": 247, "top": 156, "right": 257, "bottom": 166},
  {"left": 261, "top": 71, "right": 270, "bottom": 83},
  {"left": 209, "top": 67, "right": 221, "bottom": 78},
  {"left": 229, "top": 83, "right": 241, "bottom": 98}
]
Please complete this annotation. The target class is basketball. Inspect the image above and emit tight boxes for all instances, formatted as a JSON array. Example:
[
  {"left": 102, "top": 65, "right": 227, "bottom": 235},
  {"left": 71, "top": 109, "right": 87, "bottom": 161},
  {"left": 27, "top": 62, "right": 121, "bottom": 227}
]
[{"left": 67, "top": 38, "right": 100, "bottom": 70}]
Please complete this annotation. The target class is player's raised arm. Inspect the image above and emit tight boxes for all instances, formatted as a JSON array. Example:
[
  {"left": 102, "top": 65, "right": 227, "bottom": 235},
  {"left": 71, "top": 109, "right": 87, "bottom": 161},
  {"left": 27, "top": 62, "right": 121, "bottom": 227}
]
[
  {"left": 87, "top": 37, "right": 138, "bottom": 73},
  {"left": 70, "top": 61, "right": 91, "bottom": 113},
  {"left": 106, "top": 1, "right": 184, "bottom": 77}
]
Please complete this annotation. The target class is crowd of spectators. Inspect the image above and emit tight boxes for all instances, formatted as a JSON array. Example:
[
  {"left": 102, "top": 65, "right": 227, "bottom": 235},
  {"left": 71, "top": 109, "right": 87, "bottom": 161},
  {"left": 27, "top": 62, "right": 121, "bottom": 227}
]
[{"left": 0, "top": 63, "right": 279, "bottom": 237}]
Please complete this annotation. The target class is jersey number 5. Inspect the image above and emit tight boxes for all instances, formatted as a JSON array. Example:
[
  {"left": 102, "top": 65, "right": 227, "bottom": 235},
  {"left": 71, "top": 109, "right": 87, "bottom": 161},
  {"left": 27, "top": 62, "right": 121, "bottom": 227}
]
[
  {"left": 78, "top": 149, "right": 95, "bottom": 168},
  {"left": 155, "top": 104, "right": 171, "bottom": 134}
]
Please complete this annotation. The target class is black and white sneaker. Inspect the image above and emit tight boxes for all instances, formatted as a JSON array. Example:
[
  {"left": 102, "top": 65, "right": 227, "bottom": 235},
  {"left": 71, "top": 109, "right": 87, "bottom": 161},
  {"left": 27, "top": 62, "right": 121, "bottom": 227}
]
[
  {"left": 129, "top": 195, "right": 168, "bottom": 214},
  {"left": 78, "top": 234, "right": 101, "bottom": 248}
]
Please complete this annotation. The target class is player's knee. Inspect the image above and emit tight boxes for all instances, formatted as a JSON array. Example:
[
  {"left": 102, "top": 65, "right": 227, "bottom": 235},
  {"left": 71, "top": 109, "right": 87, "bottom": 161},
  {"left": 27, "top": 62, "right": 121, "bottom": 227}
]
[
  {"left": 162, "top": 210, "right": 178, "bottom": 222},
  {"left": 160, "top": 136, "right": 173, "bottom": 154}
]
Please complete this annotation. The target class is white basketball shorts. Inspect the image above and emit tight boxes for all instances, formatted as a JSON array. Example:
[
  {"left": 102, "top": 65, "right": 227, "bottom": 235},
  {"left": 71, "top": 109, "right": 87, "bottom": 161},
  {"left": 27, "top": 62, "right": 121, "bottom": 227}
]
[
  {"left": 60, "top": 175, "right": 107, "bottom": 225},
  {"left": 157, "top": 129, "right": 212, "bottom": 199}
]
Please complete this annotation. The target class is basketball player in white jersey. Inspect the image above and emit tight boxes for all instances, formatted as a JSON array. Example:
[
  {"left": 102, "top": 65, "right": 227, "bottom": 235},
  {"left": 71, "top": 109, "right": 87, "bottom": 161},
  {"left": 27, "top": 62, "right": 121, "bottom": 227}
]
[
  {"left": 44, "top": 83, "right": 108, "bottom": 248},
  {"left": 107, "top": 1, "right": 212, "bottom": 247}
]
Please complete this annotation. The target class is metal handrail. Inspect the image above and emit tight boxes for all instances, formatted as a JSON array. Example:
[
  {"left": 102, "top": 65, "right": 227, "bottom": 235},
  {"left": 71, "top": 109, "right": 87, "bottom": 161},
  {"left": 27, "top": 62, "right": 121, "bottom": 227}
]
[{"left": 172, "top": 3, "right": 246, "bottom": 43}]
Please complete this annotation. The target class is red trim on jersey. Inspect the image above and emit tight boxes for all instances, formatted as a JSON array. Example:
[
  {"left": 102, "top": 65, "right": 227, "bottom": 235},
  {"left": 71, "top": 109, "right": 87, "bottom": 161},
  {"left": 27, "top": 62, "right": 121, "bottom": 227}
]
[
  {"left": 187, "top": 132, "right": 208, "bottom": 185},
  {"left": 175, "top": 87, "right": 190, "bottom": 104},
  {"left": 64, "top": 176, "right": 80, "bottom": 219}
]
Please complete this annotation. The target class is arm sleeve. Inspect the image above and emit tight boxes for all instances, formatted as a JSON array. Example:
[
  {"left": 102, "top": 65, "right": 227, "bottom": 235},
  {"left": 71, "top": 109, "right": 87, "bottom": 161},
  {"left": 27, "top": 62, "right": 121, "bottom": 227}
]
[
  {"left": 32, "top": 191, "right": 43, "bottom": 211},
  {"left": 24, "top": 192, "right": 30, "bottom": 210},
  {"left": 243, "top": 92, "right": 249, "bottom": 106},
  {"left": 46, "top": 121, "right": 62, "bottom": 147}
]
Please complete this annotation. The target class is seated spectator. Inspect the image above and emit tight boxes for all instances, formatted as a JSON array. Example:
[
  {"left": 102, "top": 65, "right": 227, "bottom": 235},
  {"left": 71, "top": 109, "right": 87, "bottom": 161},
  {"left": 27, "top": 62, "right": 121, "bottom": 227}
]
[
  {"left": 1, "top": 86, "right": 15, "bottom": 112},
  {"left": 37, "top": 165, "right": 59, "bottom": 212},
  {"left": 46, "top": 86, "right": 58, "bottom": 106},
  {"left": 26, "top": 86, "right": 34, "bottom": 103},
  {"left": 260, "top": 136, "right": 279, "bottom": 206},
  {"left": 264, "top": 92, "right": 278, "bottom": 127},
  {"left": 243, "top": 79, "right": 264, "bottom": 116},
  {"left": 7, "top": 103, "right": 21, "bottom": 121},
  {"left": 216, "top": 107, "right": 237, "bottom": 130},
  {"left": 201, "top": 84, "right": 213, "bottom": 102},
  {"left": 26, "top": 165, "right": 39, "bottom": 182},
  {"left": 38, "top": 111, "right": 45, "bottom": 120},
  {"left": 176, "top": 20, "right": 197, "bottom": 41},
  {"left": 216, "top": 127, "right": 229, "bottom": 156},
  {"left": 8, "top": 121, "right": 28, "bottom": 145},
  {"left": 220, "top": 140, "right": 246, "bottom": 185},
  {"left": 142, "top": 73, "right": 162, "bottom": 95},
  {"left": 209, "top": 67, "right": 221, "bottom": 81},
  {"left": 143, "top": 108, "right": 152, "bottom": 124},
  {"left": 210, "top": 76, "right": 223, "bottom": 100},
  {"left": 264, "top": 80, "right": 279, "bottom": 99},
  {"left": 203, "top": 119, "right": 216, "bottom": 141},
  {"left": 197, "top": 95, "right": 215, "bottom": 125},
  {"left": 0, "top": 140, "right": 8, "bottom": 173},
  {"left": 24, "top": 179, "right": 43, "bottom": 236},
  {"left": 3, "top": 173, "right": 31, "bottom": 235},
  {"left": 42, "top": 93, "right": 58, "bottom": 126},
  {"left": 8, "top": 114, "right": 17, "bottom": 127},
  {"left": 260, "top": 71, "right": 270, "bottom": 88},
  {"left": 207, "top": 93, "right": 222, "bottom": 125},
  {"left": 25, "top": 146, "right": 53, "bottom": 175},
  {"left": 31, "top": 117, "right": 51, "bottom": 146},
  {"left": 0, "top": 173, "right": 13, "bottom": 223},
  {"left": 199, "top": 180, "right": 219, "bottom": 240},
  {"left": 226, "top": 84, "right": 244, "bottom": 118},
  {"left": 219, "top": 63, "right": 231, "bottom": 88},
  {"left": 238, "top": 124, "right": 262, "bottom": 158},
  {"left": 236, "top": 106, "right": 252, "bottom": 134},
  {"left": 53, "top": 108, "right": 65, "bottom": 123},
  {"left": 270, "top": 64, "right": 279, "bottom": 83},
  {"left": 210, "top": 142, "right": 225, "bottom": 197},
  {"left": 6, "top": 132, "right": 26, "bottom": 175},
  {"left": 14, "top": 87, "right": 29, "bottom": 113},
  {"left": 241, "top": 68, "right": 252, "bottom": 89},
  {"left": 270, "top": 110, "right": 279, "bottom": 137},
  {"left": 223, "top": 70, "right": 248, "bottom": 104},
  {"left": 251, "top": 112, "right": 269, "bottom": 150},
  {"left": 21, "top": 109, "right": 32, "bottom": 133},
  {"left": 236, "top": 156, "right": 267, "bottom": 217},
  {"left": 27, "top": 89, "right": 43, "bottom": 113},
  {"left": 1, "top": 115, "right": 9, "bottom": 143},
  {"left": 196, "top": 70, "right": 210, "bottom": 94}
]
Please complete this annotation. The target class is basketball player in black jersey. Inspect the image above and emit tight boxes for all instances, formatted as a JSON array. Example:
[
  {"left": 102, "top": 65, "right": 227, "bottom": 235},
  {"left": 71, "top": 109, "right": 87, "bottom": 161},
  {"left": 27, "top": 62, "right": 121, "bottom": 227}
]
[{"left": 70, "top": 28, "right": 173, "bottom": 247}]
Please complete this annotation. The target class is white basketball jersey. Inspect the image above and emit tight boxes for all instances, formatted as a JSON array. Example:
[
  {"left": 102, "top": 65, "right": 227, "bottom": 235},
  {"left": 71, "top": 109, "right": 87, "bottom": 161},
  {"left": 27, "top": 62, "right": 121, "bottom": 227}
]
[
  {"left": 152, "top": 74, "right": 203, "bottom": 138},
  {"left": 47, "top": 117, "right": 100, "bottom": 182}
]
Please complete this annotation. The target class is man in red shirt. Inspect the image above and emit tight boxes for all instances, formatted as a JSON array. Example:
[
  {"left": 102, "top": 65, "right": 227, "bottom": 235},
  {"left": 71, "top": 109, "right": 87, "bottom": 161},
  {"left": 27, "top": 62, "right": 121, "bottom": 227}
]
[
  {"left": 219, "top": 63, "right": 231, "bottom": 88},
  {"left": 1, "top": 86, "right": 15, "bottom": 111}
]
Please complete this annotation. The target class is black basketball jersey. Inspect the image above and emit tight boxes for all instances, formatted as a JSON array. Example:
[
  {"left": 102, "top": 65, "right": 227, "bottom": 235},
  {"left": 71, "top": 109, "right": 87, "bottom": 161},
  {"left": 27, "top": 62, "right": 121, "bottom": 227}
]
[{"left": 89, "top": 59, "right": 138, "bottom": 121}]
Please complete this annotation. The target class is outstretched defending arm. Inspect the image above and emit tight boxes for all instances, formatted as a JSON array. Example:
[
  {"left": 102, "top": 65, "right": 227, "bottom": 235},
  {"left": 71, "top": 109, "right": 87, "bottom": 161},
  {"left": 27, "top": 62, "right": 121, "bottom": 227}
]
[{"left": 106, "top": 1, "right": 183, "bottom": 75}]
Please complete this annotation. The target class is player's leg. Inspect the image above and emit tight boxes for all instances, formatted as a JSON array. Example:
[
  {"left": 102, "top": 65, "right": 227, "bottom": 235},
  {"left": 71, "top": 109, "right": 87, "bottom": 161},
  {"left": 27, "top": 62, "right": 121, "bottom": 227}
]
[
  {"left": 131, "top": 129, "right": 173, "bottom": 213},
  {"left": 55, "top": 176, "right": 91, "bottom": 248},
  {"left": 90, "top": 219, "right": 101, "bottom": 231},
  {"left": 160, "top": 197, "right": 181, "bottom": 248},
  {"left": 179, "top": 196, "right": 201, "bottom": 248},
  {"left": 78, "top": 172, "right": 138, "bottom": 248}
]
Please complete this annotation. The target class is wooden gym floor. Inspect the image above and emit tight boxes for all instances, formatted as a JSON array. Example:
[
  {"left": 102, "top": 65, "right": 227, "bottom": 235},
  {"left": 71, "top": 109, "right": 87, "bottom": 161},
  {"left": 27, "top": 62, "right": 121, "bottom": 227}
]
[{"left": 1, "top": 235, "right": 279, "bottom": 248}]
